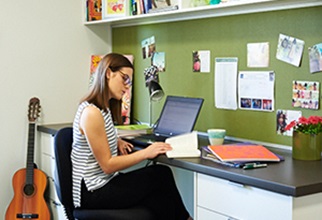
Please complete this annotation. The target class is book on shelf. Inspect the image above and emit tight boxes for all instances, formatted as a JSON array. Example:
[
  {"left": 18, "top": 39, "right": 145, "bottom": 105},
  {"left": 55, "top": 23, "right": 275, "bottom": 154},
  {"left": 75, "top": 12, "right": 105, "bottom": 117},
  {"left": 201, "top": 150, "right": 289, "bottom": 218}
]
[
  {"left": 116, "top": 124, "right": 152, "bottom": 137},
  {"left": 131, "top": 0, "right": 138, "bottom": 15},
  {"left": 207, "top": 144, "right": 281, "bottom": 162},
  {"left": 87, "top": 0, "right": 102, "bottom": 21},
  {"left": 133, "top": 0, "right": 145, "bottom": 15},
  {"left": 143, "top": 0, "right": 153, "bottom": 13}
]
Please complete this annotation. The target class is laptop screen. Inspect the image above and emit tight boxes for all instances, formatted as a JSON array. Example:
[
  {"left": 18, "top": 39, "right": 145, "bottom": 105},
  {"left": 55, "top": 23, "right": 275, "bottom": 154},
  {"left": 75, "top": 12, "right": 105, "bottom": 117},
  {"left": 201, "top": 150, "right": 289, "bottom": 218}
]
[{"left": 154, "top": 96, "right": 204, "bottom": 137}]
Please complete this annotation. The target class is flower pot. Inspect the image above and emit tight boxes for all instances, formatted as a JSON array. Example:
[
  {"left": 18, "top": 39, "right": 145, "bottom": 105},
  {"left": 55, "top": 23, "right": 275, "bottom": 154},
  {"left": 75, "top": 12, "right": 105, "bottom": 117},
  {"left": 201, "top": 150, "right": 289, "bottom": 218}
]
[{"left": 292, "top": 131, "right": 322, "bottom": 161}]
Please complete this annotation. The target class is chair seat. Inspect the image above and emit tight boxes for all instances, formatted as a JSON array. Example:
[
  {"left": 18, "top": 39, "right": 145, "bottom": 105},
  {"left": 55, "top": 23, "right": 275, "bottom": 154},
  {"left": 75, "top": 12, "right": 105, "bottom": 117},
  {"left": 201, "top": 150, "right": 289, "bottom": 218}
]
[{"left": 74, "top": 207, "right": 155, "bottom": 220}]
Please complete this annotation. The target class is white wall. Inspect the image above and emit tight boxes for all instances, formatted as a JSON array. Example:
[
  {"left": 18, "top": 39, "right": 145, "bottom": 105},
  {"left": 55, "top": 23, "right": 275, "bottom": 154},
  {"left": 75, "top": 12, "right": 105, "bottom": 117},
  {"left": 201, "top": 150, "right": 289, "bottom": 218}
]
[{"left": 0, "top": 0, "right": 110, "bottom": 216}]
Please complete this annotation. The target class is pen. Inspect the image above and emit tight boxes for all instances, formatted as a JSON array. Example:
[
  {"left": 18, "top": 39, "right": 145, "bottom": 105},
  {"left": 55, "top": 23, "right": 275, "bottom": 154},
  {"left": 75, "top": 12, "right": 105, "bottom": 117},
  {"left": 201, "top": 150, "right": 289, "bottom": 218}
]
[{"left": 243, "top": 163, "right": 267, "bottom": 170}]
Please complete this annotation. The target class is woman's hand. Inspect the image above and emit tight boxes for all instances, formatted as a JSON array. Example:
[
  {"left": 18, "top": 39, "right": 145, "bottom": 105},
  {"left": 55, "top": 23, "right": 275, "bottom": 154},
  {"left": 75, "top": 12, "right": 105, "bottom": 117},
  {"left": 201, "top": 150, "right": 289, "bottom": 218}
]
[
  {"left": 118, "top": 138, "right": 134, "bottom": 155},
  {"left": 144, "top": 142, "right": 172, "bottom": 159}
]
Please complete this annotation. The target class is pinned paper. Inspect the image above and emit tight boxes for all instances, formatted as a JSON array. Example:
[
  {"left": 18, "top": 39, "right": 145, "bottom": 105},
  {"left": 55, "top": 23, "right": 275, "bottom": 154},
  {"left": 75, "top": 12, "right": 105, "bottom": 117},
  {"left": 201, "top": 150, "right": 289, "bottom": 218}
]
[
  {"left": 276, "top": 34, "right": 304, "bottom": 67},
  {"left": 247, "top": 42, "right": 269, "bottom": 68},
  {"left": 165, "top": 131, "right": 201, "bottom": 158}
]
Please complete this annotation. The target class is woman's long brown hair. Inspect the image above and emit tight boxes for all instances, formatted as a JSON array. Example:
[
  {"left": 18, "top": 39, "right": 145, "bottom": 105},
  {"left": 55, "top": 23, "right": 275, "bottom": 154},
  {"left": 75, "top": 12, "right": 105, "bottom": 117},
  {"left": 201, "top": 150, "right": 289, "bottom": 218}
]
[{"left": 81, "top": 53, "right": 134, "bottom": 125}]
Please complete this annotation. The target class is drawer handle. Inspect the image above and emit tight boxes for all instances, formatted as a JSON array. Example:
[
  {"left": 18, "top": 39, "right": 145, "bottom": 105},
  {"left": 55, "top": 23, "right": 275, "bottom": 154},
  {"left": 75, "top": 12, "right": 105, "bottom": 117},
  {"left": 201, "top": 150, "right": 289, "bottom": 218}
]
[{"left": 228, "top": 181, "right": 245, "bottom": 188}]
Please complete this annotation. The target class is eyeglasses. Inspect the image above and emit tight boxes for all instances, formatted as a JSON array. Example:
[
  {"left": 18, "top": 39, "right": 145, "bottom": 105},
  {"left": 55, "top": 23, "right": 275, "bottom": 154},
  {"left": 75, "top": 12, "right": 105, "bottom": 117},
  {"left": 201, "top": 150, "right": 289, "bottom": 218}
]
[{"left": 118, "top": 70, "right": 132, "bottom": 86}]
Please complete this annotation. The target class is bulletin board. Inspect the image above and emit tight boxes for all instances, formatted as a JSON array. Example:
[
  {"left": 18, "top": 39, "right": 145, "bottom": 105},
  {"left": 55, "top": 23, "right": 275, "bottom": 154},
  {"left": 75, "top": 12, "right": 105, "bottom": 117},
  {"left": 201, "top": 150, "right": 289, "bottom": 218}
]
[{"left": 112, "top": 6, "right": 322, "bottom": 147}]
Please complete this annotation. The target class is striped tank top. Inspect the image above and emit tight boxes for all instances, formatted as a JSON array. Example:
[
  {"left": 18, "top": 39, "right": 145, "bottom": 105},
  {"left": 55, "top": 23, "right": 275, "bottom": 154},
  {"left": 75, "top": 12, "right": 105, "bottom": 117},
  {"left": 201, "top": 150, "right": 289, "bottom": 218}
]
[{"left": 71, "top": 101, "right": 118, "bottom": 207}]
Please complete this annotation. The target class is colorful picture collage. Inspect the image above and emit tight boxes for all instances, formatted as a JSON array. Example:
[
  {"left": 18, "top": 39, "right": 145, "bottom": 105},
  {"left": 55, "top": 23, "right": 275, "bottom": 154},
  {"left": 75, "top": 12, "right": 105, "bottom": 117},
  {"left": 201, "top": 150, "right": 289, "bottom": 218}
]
[{"left": 292, "top": 80, "right": 319, "bottom": 110}]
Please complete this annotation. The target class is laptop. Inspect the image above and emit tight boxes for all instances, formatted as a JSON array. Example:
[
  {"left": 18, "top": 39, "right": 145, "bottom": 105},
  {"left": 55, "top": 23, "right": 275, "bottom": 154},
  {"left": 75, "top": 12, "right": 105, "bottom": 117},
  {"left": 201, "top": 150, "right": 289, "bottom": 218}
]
[{"left": 124, "top": 96, "right": 204, "bottom": 147}]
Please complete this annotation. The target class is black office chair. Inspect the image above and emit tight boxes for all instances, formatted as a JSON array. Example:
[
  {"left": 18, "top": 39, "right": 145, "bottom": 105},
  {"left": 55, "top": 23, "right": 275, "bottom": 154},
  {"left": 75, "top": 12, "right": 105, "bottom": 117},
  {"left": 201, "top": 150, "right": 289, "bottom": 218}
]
[{"left": 53, "top": 127, "right": 154, "bottom": 220}]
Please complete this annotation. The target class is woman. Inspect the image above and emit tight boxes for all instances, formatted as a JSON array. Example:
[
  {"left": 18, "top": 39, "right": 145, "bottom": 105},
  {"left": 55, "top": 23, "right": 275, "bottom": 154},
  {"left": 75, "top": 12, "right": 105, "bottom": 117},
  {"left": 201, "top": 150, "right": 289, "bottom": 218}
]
[
  {"left": 71, "top": 53, "right": 192, "bottom": 220},
  {"left": 276, "top": 111, "right": 287, "bottom": 135}
]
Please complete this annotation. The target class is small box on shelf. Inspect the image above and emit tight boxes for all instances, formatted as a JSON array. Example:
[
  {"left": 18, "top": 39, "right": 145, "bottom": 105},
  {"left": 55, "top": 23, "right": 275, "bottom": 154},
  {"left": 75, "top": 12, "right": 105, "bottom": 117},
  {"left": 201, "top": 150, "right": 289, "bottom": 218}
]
[{"left": 148, "top": 0, "right": 179, "bottom": 13}]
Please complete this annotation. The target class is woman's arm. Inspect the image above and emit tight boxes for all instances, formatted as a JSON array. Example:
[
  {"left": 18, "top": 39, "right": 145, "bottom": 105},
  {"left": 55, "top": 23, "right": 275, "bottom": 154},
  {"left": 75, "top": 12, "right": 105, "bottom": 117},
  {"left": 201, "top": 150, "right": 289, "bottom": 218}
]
[{"left": 79, "top": 105, "right": 172, "bottom": 174}]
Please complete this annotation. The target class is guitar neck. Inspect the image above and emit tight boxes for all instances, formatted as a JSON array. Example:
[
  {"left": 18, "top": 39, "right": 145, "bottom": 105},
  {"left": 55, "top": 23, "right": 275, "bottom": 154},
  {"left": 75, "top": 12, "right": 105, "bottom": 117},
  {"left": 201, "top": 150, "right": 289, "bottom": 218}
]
[{"left": 26, "top": 123, "right": 35, "bottom": 186}]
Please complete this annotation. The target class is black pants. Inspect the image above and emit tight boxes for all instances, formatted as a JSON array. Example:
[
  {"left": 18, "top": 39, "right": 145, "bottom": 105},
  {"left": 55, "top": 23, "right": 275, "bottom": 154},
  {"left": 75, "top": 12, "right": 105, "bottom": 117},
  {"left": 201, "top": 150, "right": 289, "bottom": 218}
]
[{"left": 81, "top": 164, "right": 190, "bottom": 220}]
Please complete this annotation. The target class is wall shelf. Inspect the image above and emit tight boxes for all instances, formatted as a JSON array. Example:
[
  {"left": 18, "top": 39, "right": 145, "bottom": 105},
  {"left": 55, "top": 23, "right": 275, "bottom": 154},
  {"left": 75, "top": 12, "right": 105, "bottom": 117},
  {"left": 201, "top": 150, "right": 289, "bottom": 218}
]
[{"left": 84, "top": 0, "right": 322, "bottom": 28}]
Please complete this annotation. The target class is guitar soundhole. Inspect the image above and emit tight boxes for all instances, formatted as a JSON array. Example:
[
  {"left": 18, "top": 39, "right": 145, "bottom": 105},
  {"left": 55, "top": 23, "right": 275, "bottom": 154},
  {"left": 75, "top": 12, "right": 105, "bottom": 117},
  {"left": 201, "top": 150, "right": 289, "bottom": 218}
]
[{"left": 23, "top": 184, "right": 35, "bottom": 196}]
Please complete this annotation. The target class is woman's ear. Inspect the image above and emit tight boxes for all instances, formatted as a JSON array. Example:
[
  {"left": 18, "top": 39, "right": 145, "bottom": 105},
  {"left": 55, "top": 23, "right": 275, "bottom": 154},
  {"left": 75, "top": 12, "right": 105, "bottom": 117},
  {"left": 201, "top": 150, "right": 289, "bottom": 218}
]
[{"left": 105, "top": 68, "right": 111, "bottom": 79}]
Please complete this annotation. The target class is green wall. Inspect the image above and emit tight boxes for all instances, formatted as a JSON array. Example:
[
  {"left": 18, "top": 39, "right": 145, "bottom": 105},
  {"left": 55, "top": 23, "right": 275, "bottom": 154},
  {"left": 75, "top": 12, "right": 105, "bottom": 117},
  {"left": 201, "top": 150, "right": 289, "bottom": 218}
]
[{"left": 112, "top": 6, "right": 322, "bottom": 146}]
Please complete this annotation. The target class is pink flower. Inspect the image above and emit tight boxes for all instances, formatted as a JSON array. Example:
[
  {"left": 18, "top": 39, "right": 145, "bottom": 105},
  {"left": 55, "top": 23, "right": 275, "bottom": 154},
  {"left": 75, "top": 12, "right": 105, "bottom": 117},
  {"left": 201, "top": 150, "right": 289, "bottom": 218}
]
[
  {"left": 285, "top": 115, "right": 322, "bottom": 134},
  {"left": 308, "top": 116, "right": 322, "bottom": 125},
  {"left": 298, "top": 116, "right": 308, "bottom": 125}
]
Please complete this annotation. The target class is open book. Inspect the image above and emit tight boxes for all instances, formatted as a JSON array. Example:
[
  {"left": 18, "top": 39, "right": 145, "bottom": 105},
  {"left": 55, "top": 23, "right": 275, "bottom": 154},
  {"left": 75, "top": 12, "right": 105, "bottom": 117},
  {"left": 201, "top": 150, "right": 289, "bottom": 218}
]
[
  {"left": 207, "top": 144, "right": 280, "bottom": 162},
  {"left": 165, "top": 131, "right": 201, "bottom": 158}
]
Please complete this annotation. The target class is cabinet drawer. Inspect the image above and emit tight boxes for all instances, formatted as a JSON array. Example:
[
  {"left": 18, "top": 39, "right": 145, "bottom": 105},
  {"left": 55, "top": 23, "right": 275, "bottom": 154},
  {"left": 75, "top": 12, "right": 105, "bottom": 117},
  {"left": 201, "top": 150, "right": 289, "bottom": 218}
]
[
  {"left": 47, "top": 175, "right": 61, "bottom": 203},
  {"left": 197, "top": 207, "right": 238, "bottom": 220},
  {"left": 197, "top": 207, "right": 239, "bottom": 220},
  {"left": 41, "top": 154, "right": 56, "bottom": 178},
  {"left": 41, "top": 133, "right": 55, "bottom": 157},
  {"left": 197, "top": 173, "right": 292, "bottom": 220}
]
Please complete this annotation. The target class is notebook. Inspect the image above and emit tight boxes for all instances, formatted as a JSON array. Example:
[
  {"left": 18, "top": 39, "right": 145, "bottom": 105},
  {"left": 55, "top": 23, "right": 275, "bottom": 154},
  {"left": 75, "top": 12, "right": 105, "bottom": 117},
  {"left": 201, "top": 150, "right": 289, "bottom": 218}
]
[
  {"left": 207, "top": 145, "right": 281, "bottom": 162},
  {"left": 124, "top": 96, "right": 204, "bottom": 147}
]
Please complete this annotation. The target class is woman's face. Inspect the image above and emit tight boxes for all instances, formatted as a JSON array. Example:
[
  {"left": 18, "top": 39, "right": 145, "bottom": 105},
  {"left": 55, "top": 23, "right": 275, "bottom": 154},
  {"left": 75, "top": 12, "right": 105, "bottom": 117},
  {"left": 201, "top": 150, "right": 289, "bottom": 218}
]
[
  {"left": 278, "top": 114, "right": 284, "bottom": 124},
  {"left": 107, "top": 67, "right": 133, "bottom": 100}
]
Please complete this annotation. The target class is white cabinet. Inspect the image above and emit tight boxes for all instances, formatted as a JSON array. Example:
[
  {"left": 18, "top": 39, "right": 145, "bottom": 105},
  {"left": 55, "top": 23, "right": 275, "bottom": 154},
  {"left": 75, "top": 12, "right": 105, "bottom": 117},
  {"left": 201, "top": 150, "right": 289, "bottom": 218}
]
[
  {"left": 195, "top": 173, "right": 322, "bottom": 220},
  {"left": 40, "top": 132, "right": 67, "bottom": 220}
]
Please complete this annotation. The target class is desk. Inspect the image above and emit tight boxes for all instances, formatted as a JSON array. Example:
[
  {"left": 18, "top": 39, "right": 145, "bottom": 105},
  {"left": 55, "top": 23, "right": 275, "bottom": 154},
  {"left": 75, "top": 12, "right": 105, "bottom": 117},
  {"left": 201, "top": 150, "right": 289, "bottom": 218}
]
[{"left": 38, "top": 123, "right": 322, "bottom": 220}]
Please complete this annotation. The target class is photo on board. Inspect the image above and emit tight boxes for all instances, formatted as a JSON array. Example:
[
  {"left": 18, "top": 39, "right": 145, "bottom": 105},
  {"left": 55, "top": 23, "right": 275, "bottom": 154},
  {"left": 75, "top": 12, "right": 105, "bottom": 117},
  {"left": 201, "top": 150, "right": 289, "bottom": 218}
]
[
  {"left": 276, "top": 109, "right": 302, "bottom": 136},
  {"left": 308, "top": 43, "right": 322, "bottom": 73},
  {"left": 276, "top": 33, "right": 304, "bottom": 67},
  {"left": 292, "top": 80, "right": 319, "bottom": 110}
]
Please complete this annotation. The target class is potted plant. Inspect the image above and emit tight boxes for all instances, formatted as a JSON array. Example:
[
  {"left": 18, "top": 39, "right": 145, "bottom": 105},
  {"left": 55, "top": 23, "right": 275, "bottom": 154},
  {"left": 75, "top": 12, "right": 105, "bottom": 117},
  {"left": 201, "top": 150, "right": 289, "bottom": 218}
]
[{"left": 285, "top": 116, "right": 322, "bottom": 160}]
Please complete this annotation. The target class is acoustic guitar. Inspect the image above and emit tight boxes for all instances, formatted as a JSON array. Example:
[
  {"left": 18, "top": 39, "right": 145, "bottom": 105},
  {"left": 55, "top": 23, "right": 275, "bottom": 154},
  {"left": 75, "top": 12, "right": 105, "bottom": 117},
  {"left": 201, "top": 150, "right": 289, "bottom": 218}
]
[{"left": 5, "top": 97, "right": 50, "bottom": 220}]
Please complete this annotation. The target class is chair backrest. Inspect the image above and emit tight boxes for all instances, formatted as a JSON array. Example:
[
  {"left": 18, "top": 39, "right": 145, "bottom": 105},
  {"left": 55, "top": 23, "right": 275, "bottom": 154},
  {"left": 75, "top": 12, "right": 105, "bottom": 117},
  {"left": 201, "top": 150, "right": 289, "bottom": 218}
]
[{"left": 53, "top": 127, "right": 74, "bottom": 219}]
